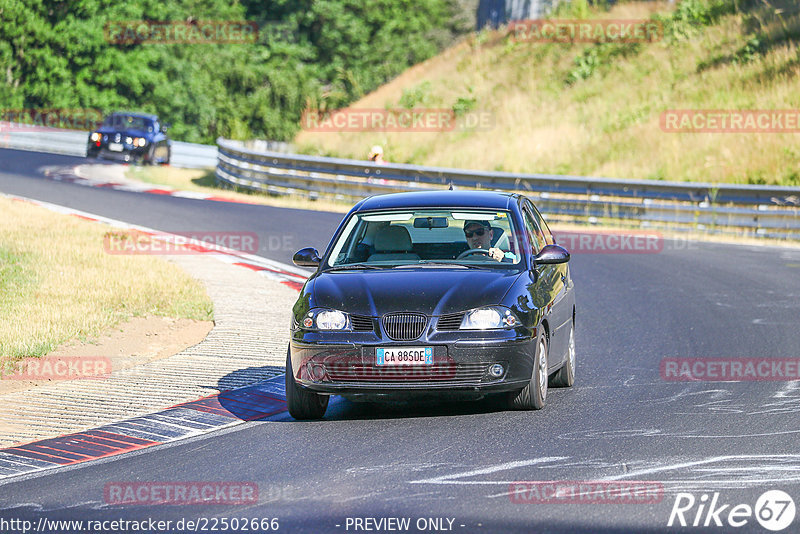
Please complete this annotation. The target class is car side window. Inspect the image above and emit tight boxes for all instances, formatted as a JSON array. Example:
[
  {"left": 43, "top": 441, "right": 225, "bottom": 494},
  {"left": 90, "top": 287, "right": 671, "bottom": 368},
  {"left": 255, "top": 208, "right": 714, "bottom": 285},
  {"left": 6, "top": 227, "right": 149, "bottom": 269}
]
[
  {"left": 529, "top": 203, "right": 555, "bottom": 245},
  {"left": 521, "top": 205, "right": 545, "bottom": 254}
]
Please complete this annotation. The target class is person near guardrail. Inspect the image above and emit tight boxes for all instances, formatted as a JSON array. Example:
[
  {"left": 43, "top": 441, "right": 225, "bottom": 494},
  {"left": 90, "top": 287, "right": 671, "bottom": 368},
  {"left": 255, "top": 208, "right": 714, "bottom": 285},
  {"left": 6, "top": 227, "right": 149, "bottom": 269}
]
[
  {"left": 367, "top": 145, "right": 388, "bottom": 185},
  {"left": 368, "top": 145, "right": 387, "bottom": 165}
]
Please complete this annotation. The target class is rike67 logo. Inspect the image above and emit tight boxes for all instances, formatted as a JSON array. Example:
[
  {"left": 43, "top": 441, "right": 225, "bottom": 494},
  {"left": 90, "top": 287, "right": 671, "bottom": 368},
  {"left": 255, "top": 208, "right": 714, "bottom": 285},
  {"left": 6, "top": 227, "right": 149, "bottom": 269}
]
[{"left": 668, "top": 490, "right": 796, "bottom": 531}]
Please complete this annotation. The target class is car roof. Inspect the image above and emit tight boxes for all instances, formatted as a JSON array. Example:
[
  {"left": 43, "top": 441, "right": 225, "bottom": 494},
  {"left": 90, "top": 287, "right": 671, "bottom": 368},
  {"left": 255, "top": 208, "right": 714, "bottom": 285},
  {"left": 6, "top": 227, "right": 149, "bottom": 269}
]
[
  {"left": 108, "top": 111, "right": 158, "bottom": 121},
  {"left": 353, "top": 191, "right": 520, "bottom": 212}
]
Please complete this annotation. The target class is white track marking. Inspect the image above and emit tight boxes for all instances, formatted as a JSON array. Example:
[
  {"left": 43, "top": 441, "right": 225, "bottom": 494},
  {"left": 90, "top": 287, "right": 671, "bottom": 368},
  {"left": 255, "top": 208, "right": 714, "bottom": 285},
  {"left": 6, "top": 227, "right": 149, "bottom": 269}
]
[{"left": 409, "top": 458, "right": 568, "bottom": 485}]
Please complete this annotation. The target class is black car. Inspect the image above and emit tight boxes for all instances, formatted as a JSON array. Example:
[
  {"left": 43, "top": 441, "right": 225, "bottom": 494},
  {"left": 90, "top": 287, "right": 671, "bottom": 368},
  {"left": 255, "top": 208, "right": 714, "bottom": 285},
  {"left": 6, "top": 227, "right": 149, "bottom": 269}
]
[
  {"left": 87, "top": 111, "right": 171, "bottom": 164},
  {"left": 287, "top": 190, "right": 577, "bottom": 419}
]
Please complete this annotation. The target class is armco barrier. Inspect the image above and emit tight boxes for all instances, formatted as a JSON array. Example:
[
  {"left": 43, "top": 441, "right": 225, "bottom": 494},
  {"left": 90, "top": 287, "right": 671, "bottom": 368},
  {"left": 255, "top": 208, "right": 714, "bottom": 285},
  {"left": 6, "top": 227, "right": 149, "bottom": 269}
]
[{"left": 216, "top": 138, "right": 800, "bottom": 240}]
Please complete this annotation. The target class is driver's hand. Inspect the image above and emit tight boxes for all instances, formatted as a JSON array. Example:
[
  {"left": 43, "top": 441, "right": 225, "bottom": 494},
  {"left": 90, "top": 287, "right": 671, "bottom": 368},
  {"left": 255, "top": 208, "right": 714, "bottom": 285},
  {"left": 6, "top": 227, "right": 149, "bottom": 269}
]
[{"left": 488, "top": 247, "right": 504, "bottom": 262}]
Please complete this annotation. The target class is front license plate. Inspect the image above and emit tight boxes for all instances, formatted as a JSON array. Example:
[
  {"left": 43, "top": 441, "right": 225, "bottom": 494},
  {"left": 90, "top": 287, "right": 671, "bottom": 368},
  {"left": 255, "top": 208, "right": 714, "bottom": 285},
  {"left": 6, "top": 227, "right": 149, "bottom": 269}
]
[
  {"left": 376, "top": 347, "right": 433, "bottom": 366},
  {"left": 108, "top": 142, "right": 123, "bottom": 152}
]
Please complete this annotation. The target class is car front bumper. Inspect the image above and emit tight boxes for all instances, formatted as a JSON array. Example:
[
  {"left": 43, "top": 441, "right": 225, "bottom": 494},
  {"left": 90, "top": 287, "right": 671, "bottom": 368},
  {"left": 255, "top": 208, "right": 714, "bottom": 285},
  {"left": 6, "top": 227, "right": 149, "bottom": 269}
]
[
  {"left": 88, "top": 144, "right": 148, "bottom": 161},
  {"left": 289, "top": 329, "right": 536, "bottom": 398}
]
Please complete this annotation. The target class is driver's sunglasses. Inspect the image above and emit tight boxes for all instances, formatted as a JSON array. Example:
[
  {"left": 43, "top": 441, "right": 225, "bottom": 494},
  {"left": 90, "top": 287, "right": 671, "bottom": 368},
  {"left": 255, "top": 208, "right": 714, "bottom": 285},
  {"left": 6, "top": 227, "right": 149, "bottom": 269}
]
[{"left": 464, "top": 228, "right": 487, "bottom": 238}]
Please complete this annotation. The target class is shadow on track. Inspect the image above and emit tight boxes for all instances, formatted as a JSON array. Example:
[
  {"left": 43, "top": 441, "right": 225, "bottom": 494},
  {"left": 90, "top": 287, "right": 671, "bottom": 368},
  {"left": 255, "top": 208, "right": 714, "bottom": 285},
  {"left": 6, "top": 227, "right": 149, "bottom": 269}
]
[{"left": 214, "top": 365, "right": 520, "bottom": 422}]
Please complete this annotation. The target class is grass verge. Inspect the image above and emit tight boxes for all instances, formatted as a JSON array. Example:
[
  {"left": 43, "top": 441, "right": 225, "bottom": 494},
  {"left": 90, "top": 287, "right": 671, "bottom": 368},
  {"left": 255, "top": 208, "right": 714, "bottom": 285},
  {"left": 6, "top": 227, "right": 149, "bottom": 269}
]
[
  {"left": 0, "top": 197, "right": 213, "bottom": 362},
  {"left": 295, "top": 0, "right": 800, "bottom": 186}
]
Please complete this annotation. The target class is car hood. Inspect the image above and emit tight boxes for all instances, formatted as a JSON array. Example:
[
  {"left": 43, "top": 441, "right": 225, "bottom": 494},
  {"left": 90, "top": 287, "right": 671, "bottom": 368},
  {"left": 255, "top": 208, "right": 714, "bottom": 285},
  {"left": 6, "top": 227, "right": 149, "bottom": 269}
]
[{"left": 310, "top": 268, "right": 522, "bottom": 316}]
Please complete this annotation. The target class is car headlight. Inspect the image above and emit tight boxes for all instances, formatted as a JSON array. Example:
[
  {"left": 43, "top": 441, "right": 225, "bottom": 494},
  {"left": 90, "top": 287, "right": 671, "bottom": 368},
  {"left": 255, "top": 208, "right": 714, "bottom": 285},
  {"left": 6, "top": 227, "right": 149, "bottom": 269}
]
[
  {"left": 90, "top": 132, "right": 101, "bottom": 142},
  {"left": 460, "top": 306, "right": 519, "bottom": 330},
  {"left": 134, "top": 137, "right": 147, "bottom": 147},
  {"left": 301, "top": 309, "right": 349, "bottom": 330},
  {"left": 125, "top": 137, "right": 133, "bottom": 145}
]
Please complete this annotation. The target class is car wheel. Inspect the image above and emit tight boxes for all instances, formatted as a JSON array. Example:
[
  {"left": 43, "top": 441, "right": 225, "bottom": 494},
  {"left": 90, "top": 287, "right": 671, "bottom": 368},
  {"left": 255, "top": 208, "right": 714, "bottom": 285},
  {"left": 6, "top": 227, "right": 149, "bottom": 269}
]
[
  {"left": 285, "top": 347, "right": 328, "bottom": 420},
  {"left": 143, "top": 145, "right": 156, "bottom": 165},
  {"left": 550, "top": 322, "right": 575, "bottom": 387},
  {"left": 510, "top": 331, "right": 548, "bottom": 410}
]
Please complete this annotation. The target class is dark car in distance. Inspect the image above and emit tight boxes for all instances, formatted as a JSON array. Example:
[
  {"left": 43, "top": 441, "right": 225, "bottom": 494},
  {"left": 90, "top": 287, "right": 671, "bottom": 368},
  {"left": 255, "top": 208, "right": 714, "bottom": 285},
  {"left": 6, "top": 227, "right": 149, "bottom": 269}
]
[
  {"left": 287, "top": 191, "right": 576, "bottom": 419},
  {"left": 87, "top": 111, "right": 171, "bottom": 164}
]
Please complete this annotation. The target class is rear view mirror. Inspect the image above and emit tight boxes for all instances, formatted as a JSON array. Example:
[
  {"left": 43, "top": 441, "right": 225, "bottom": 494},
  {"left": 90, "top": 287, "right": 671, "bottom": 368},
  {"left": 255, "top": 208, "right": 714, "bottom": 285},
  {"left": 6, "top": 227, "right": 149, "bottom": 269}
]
[
  {"left": 533, "top": 244, "right": 570, "bottom": 265},
  {"left": 293, "top": 247, "right": 321, "bottom": 267},
  {"left": 413, "top": 217, "right": 448, "bottom": 229}
]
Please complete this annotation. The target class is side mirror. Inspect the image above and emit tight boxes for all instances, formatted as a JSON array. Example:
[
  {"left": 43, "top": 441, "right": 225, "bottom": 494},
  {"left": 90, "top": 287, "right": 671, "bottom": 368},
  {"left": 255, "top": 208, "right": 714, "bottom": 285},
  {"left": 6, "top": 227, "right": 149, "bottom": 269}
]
[
  {"left": 293, "top": 247, "right": 321, "bottom": 267},
  {"left": 533, "top": 244, "right": 570, "bottom": 265}
]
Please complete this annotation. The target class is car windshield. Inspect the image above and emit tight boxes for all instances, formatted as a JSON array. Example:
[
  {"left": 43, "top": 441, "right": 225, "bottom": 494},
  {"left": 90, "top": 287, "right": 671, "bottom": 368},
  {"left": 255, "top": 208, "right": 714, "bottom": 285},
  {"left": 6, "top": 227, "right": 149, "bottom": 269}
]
[
  {"left": 326, "top": 209, "right": 524, "bottom": 269},
  {"left": 103, "top": 114, "right": 154, "bottom": 132}
]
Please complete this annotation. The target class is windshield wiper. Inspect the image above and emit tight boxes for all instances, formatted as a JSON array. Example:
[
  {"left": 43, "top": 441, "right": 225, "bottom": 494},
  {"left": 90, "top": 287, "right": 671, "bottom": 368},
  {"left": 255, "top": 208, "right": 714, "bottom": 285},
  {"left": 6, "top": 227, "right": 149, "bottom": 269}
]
[
  {"left": 409, "top": 261, "right": 491, "bottom": 269},
  {"left": 327, "top": 263, "right": 392, "bottom": 271}
]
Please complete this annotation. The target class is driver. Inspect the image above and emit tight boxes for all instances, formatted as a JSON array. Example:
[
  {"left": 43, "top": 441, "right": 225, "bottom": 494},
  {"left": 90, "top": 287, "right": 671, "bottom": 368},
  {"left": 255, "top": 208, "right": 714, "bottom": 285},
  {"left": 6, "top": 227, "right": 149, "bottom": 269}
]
[{"left": 463, "top": 220, "right": 514, "bottom": 262}]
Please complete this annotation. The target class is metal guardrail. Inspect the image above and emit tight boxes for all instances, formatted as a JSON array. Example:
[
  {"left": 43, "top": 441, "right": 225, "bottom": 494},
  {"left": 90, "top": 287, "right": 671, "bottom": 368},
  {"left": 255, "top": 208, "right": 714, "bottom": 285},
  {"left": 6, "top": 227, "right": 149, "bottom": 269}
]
[
  {"left": 216, "top": 138, "right": 800, "bottom": 239},
  {"left": 0, "top": 127, "right": 218, "bottom": 169}
]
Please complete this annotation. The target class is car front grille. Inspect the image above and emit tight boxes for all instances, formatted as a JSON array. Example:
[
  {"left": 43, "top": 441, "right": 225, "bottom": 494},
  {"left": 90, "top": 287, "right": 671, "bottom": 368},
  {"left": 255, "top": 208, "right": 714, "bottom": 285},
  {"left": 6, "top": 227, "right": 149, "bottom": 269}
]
[
  {"left": 382, "top": 313, "right": 427, "bottom": 341},
  {"left": 324, "top": 362, "right": 489, "bottom": 383},
  {"left": 350, "top": 314, "right": 374, "bottom": 332},
  {"left": 437, "top": 312, "right": 465, "bottom": 331}
]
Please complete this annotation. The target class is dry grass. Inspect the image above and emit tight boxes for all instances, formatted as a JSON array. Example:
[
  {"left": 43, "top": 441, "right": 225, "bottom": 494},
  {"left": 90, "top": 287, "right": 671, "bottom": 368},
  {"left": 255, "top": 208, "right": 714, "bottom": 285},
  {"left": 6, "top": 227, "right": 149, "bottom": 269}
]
[
  {"left": 126, "top": 166, "right": 351, "bottom": 213},
  {"left": 0, "top": 197, "right": 213, "bottom": 361},
  {"left": 295, "top": 0, "right": 800, "bottom": 186}
]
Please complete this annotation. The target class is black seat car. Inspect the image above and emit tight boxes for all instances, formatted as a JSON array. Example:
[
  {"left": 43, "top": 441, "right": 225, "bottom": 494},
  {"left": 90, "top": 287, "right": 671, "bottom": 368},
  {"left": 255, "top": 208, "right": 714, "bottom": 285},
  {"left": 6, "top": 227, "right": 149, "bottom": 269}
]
[{"left": 287, "top": 190, "right": 577, "bottom": 419}]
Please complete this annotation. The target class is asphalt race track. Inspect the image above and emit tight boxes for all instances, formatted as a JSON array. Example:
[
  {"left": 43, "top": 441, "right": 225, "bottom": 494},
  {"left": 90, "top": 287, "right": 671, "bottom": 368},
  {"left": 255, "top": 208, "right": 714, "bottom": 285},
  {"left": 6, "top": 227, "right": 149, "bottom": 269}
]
[
  {"left": 2, "top": 148, "right": 800, "bottom": 533},
  {"left": 0, "top": 150, "right": 344, "bottom": 266}
]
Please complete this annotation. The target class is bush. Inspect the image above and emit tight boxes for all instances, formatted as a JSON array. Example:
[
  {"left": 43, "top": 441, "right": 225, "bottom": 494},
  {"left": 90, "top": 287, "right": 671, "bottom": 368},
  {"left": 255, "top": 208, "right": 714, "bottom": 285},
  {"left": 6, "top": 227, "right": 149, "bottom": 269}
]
[
  {"left": 399, "top": 82, "right": 433, "bottom": 109},
  {"left": 655, "top": 0, "right": 738, "bottom": 43}
]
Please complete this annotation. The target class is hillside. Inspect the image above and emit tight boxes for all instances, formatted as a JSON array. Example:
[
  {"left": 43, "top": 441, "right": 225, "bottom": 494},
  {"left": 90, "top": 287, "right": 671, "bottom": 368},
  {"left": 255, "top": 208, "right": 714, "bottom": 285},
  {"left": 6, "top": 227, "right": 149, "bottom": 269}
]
[{"left": 295, "top": 0, "right": 800, "bottom": 186}]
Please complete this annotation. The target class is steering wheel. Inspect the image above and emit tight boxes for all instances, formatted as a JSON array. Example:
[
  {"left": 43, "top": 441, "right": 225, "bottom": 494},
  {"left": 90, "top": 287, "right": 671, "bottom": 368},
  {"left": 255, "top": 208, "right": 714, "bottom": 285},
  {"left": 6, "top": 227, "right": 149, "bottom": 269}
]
[{"left": 456, "top": 248, "right": 491, "bottom": 260}]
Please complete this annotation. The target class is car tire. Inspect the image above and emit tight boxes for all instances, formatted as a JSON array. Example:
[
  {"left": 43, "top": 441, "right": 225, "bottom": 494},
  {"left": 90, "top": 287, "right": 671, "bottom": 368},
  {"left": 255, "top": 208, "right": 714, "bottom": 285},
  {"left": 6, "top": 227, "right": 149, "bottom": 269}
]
[
  {"left": 550, "top": 322, "right": 575, "bottom": 388},
  {"left": 285, "top": 348, "right": 328, "bottom": 420},
  {"left": 161, "top": 147, "right": 171, "bottom": 166},
  {"left": 510, "top": 331, "right": 548, "bottom": 410},
  {"left": 143, "top": 145, "right": 156, "bottom": 165}
]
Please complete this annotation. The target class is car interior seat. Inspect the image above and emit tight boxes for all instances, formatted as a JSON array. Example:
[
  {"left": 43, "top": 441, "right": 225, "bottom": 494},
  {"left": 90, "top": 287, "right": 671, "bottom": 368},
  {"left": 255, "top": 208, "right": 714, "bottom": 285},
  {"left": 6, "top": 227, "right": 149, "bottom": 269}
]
[
  {"left": 491, "top": 227, "right": 510, "bottom": 250},
  {"left": 367, "top": 226, "right": 421, "bottom": 262}
]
